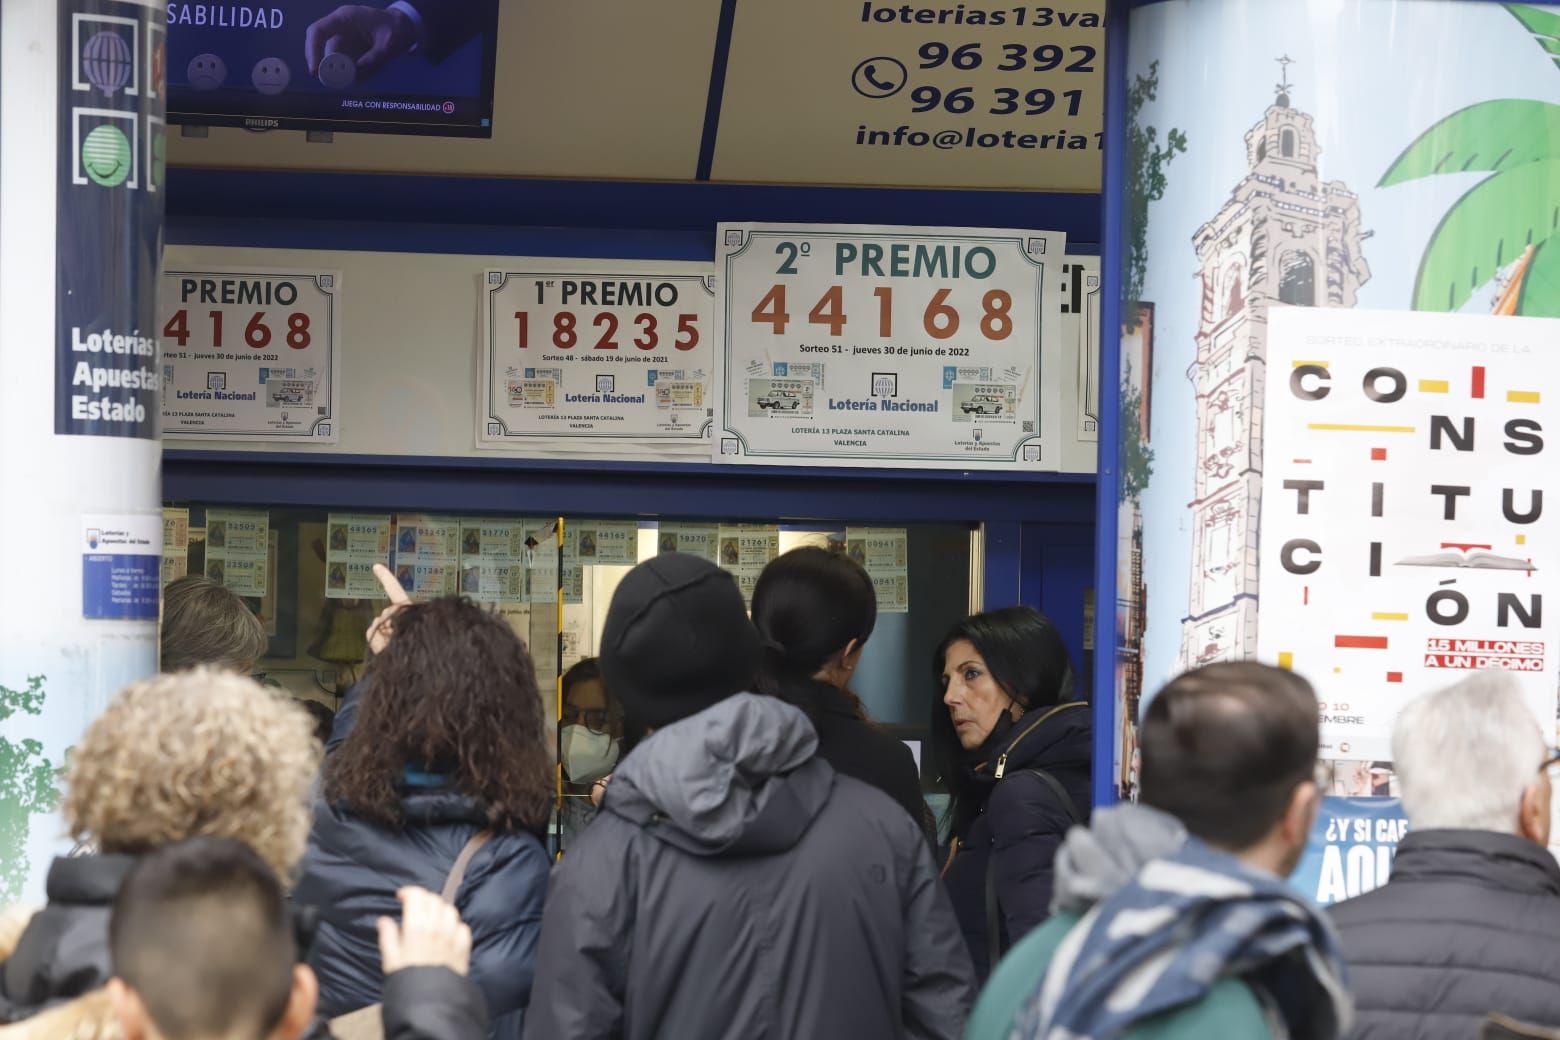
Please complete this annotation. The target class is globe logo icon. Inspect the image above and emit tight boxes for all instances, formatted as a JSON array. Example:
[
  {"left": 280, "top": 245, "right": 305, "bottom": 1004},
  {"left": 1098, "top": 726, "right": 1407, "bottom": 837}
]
[{"left": 82, "top": 31, "right": 133, "bottom": 95}]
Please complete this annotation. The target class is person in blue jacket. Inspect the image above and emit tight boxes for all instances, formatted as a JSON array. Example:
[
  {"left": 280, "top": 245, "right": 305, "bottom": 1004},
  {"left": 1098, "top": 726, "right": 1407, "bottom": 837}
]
[
  {"left": 293, "top": 594, "right": 553, "bottom": 1040},
  {"left": 932, "top": 606, "right": 1092, "bottom": 980}
]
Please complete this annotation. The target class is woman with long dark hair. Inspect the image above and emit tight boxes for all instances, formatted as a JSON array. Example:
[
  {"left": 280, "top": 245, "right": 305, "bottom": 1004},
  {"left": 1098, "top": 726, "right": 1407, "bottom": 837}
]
[
  {"left": 752, "top": 546, "right": 932, "bottom": 843},
  {"left": 932, "top": 605, "right": 1091, "bottom": 980},
  {"left": 294, "top": 596, "right": 553, "bottom": 1040}
]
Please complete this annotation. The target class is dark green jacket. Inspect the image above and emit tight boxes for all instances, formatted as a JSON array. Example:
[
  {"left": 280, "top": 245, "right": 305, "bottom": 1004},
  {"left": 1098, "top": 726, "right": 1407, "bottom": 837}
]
[{"left": 965, "top": 910, "right": 1276, "bottom": 1039}]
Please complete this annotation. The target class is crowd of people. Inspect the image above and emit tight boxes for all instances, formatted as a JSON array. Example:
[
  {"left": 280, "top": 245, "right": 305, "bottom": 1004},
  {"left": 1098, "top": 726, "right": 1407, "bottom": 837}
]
[{"left": 1, "top": 550, "right": 1557, "bottom": 1040}]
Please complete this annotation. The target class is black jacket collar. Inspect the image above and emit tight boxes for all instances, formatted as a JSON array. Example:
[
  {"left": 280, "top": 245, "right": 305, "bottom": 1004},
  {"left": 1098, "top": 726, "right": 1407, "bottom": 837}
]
[
  {"left": 44, "top": 853, "right": 136, "bottom": 905},
  {"left": 1389, "top": 828, "right": 1560, "bottom": 897},
  {"left": 966, "top": 700, "right": 1091, "bottom": 786},
  {"left": 798, "top": 678, "right": 860, "bottom": 721}
]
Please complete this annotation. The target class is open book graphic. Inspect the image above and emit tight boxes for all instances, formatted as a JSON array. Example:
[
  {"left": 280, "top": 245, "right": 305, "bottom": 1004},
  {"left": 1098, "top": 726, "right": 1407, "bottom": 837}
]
[{"left": 1396, "top": 550, "right": 1535, "bottom": 571}]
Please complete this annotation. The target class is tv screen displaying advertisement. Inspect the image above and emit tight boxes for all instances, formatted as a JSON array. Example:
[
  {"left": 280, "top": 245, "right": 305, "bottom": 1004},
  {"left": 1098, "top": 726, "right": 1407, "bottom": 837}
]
[{"left": 165, "top": 1, "right": 499, "bottom": 137}]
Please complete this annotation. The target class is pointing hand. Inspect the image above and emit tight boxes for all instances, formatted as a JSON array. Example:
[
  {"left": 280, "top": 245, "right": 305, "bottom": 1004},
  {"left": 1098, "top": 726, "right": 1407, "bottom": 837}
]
[{"left": 365, "top": 562, "right": 412, "bottom": 655}]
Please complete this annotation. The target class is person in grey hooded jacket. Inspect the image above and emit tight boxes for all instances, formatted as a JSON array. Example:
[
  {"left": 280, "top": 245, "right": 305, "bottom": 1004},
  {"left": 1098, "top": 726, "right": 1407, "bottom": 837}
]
[{"left": 523, "top": 553, "right": 975, "bottom": 1040}]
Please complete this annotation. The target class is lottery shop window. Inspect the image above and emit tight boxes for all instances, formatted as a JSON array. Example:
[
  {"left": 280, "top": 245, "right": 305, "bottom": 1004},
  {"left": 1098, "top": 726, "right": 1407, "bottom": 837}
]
[{"left": 160, "top": 506, "right": 974, "bottom": 807}]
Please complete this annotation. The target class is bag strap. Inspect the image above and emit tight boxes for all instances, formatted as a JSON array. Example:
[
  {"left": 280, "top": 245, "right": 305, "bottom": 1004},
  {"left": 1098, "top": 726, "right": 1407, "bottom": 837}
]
[
  {"left": 440, "top": 829, "right": 494, "bottom": 903},
  {"left": 985, "top": 844, "right": 1002, "bottom": 974},
  {"left": 984, "top": 768, "right": 1081, "bottom": 971},
  {"left": 1012, "top": 768, "right": 1082, "bottom": 827}
]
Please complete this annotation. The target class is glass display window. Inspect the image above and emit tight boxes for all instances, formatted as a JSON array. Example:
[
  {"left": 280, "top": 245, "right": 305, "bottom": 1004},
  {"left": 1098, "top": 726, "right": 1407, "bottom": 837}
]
[{"left": 164, "top": 504, "right": 977, "bottom": 852}]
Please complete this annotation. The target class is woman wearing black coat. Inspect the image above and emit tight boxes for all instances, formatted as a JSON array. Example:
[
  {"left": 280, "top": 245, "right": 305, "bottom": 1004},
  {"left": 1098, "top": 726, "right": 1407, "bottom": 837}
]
[
  {"left": 294, "top": 594, "right": 554, "bottom": 1040},
  {"left": 751, "top": 547, "right": 935, "bottom": 845},
  {"left": 933, "top": 606, "right": 1092, "bottom": 980}
]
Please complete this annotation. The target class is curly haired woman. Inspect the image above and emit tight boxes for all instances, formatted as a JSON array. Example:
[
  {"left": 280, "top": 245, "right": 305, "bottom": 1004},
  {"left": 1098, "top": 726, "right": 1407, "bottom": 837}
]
[
  {"left": 0, "top": 669, "right": 319, "bottom": 1027},
  {"left": 293, "top": 597, "right": 553, "bottom": 1040}
]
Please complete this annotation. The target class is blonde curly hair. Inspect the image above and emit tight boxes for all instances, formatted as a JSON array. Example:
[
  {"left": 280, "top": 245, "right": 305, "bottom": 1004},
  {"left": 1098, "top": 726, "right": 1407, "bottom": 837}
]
[{"left": 62, "top": 669, "right": 320, "bottom": 880}]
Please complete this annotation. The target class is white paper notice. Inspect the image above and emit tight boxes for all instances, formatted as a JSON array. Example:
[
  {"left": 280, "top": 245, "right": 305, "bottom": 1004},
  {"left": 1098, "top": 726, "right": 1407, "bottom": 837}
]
[
  {"left": 162, "top": 508, "right": 189, "bottom": 586},
  {"left": 326, "top": 514, "right": 392, "bottom": 599},
  {"left": 203, "top": 509, "right": 268, "bottom": 597},
  {"left": 656, "top": 522, "right": 720, "bottom": 562},
  {"left": 159, "top": 267, "right": 341, "bottom": 442},
  {"left": 459, "top": 519, "right": 527, "bottom": 603},
  {"left": 847, "top": 527, "right": 910, "bottom": 613},
  {"left": 715, "top": 223, "right": 1066, "bottom": 469},
  {"left": 393, "top": 515, "right": 461, "bottom": 598},
  {"left": 1258, "top": 308, "right": 1560, "bottom": 760},
  {"left": 479, "top": 264, "right": 715, "bottom": 450},
  {"left": 574, "top": 520, "right": 640, "bottom": 566},
  {"left": 1061, "top": 255, "right": 1101, "bottom": 473},
  {"left": 718, "top": 524, "right": 779, "bottom": 604}
]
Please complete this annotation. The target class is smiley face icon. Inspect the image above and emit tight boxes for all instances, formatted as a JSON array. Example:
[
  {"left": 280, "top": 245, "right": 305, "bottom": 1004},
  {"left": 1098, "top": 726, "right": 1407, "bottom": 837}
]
[
  {"left": 187, "top": 52, "right": 227, "bottom": 90},
  {"left": 81, "top": 124, "right": 131, "bottom": 187},
  {"left": 317, "top": 52, "right": 355, "bottom": 90},
  {"left": 251, "top": 57, "right": 290, "bottom": 95}
]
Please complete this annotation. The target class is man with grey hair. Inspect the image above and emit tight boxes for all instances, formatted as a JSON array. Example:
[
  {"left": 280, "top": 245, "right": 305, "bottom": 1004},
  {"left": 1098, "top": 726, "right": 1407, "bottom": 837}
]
[{"left": 1330, "top": 670, "right": 1560, "bottom": 1039}]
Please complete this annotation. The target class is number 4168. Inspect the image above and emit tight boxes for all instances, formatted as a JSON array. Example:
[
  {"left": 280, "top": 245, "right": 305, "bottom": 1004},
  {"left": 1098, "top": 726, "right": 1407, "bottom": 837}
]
[{"left": 163, "top": 309, "right": 312, "bottom": 350}]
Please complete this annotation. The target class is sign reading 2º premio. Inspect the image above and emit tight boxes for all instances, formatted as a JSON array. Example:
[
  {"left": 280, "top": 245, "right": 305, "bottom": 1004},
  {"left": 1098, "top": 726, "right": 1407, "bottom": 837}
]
[
  {"left": 715, "top": 223, "right": 1065, "bottom": 469},
  {"left": 479, "top": 265, "right": 715, "bottom": 447},
  {"left": 158, "top": 268, "right": 340, "bottom": 442}
]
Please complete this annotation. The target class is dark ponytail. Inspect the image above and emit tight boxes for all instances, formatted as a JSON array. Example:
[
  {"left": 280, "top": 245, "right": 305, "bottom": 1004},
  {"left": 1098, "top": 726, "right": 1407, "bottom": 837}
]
[{"left": 751, "top": 547, "right": 877, "bottom": 721}]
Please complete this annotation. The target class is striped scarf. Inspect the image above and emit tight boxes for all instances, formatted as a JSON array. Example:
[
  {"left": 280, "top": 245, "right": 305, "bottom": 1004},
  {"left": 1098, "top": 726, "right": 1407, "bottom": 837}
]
[{"left": 1010, "top": 829, "right": 1351, "bottom": 1040}]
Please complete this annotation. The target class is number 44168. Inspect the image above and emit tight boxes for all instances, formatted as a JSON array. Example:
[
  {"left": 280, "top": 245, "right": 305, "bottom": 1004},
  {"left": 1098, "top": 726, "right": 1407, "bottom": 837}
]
[{"left": 749, "top": 285, "right": 1014, "bottom": 341}]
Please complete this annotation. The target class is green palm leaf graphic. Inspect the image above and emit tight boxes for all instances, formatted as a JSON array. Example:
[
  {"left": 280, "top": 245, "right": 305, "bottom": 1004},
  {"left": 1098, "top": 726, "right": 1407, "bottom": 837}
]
[
  {"left": 1507, "top": 3, "right": 1560, "bottom": 71},
  {"left": 1413, "top": 158, "right": 1560, "bottom": 312},
  {"left": 1379, "top": 99, "right": 1560, "bottom": 187},
  {"left": 1518, "top": 238, "right": 1560, "bottom": 317}
]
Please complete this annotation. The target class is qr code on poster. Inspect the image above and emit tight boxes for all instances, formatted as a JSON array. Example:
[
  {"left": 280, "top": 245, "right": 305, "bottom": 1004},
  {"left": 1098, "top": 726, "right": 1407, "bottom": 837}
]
[{"left": 1023, "top": 421, "right": 1035, "bottom": 433}]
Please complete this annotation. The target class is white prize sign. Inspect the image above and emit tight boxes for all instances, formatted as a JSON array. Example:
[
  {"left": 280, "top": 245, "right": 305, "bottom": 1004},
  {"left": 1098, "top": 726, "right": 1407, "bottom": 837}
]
[
  {"left": 1259, "top": 308, "right": 1560, "bottom": 761},
  {"left": 480, "top": 266, "right": 715, "bottom": 445},
  {"left": 1065, "top": 256, "right": 1102, "bottom": 444},
  {"left": 715, "top": 223, "right": 1065, "bottom": 469},
  {"left": 159, "top": 268, "right": 340, "bottom": 441}
]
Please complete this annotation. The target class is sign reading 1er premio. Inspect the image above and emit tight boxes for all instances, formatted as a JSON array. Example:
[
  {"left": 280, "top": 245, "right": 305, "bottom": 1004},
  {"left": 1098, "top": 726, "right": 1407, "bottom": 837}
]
[
  {"left": 716, "top": 224, "right": 1064, "bottom": 469},
  {"left": 158, "top": 269, "right": 340, "bottom": 441},
  {"left": 480, "top": 267, "right": 715, "bottom": 445}
]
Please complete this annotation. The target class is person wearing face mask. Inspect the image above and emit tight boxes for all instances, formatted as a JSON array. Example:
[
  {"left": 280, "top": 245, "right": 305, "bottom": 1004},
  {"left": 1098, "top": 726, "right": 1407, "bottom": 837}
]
[
  {"left": 557, "top": 658, "right": 623, "bottom": 853},
  {"left": 932, "top": 606, "right": 1091, "bottom": 981}
]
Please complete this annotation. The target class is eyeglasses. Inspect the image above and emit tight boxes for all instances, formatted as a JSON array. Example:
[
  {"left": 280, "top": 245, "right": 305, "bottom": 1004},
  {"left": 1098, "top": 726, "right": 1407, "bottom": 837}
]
[
  {"left": 1541, "top": 748, "right": 1560, "bottom": 777},
  {"left": 561, "top": 704, "right": 611, "bottom": 733}
]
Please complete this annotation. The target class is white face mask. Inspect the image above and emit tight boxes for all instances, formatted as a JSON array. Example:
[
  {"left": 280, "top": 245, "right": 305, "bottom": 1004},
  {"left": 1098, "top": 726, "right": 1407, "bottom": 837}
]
[{"left": 561, "top": 724, "right": 619, "bottom": 785}]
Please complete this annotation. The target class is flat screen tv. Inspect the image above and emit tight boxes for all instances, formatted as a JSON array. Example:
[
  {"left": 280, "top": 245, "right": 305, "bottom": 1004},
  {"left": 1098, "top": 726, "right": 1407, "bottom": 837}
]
[{"left": 165, "top": 1, "right": 499, "bottom": 137}]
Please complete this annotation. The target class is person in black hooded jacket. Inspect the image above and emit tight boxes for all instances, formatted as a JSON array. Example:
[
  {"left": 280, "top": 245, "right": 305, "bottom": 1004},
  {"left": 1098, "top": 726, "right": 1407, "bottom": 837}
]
[
  {"left": 932, "top": 606, "right": 1092, "bottom": 980},
  {"left": 293, "top": 595, "right": 554, "bottom": 1040},
  {"left": 524, "top": 553, "right": 974, "bottom": 1040},
  {"left": 751, "top": 547, "right": 936, "bottom": 847}
]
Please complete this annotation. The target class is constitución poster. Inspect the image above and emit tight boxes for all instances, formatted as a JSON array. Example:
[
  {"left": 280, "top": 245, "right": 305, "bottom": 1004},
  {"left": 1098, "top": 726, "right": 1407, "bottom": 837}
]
[
  {"left": 715, "top": 223, "right": 1066, "bottom": 470},
  {"left": 1111, "top": 0, "right": 1560, "bottom": 805},
  {"left": 1259, "top": 308, "right": 1560, "bottom": 761},
  {"left": 1110, "top": 0, "right": 1560, "bottom": 886}
]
